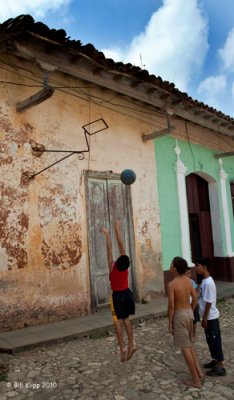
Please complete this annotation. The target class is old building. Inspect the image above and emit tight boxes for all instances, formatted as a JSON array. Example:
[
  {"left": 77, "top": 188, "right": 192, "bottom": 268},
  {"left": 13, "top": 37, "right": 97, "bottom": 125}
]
[
  {"left": 0, "top": 15, "right": 233, "bottom": 331},
  {"left": 0, "top": 15, "right": 163, "bottom": 331},
  {"left": 155, "top": 128, "right": 234, "bottom": 287}
]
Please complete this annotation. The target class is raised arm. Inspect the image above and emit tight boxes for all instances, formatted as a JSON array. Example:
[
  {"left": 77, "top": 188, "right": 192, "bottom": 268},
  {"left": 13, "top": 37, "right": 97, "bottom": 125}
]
[
  {"left": 100, "top": 227, "right": 113, "bottom": 270},
  {"left": 115, "top": 221, "right": 126, "bottom": 255}
]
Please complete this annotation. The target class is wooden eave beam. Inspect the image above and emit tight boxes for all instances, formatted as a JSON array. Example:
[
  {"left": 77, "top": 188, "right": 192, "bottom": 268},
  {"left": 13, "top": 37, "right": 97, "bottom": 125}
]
[
  {"left": 3, "top": 34, "right": 234, "bottom": 138},
  {"left": 0, "top": 41, "right": 7, "bottom": 53},
  {"left": 146, "top": 87, "right": 157, "bottom": 94},
  {"left": 219, "top": 121, "right": 229, "bottom": 127},
  {"left": 142, "top": 126, "right": 175, "bottom": 141},
  {"left": 166, "top": 96, "right": 183, "bottom": 106},
  {"left": 142, "top": 114, "right": 175, "bottom": 141},
  {"left": 214, "top": 151, "right": 234, "bottom": 158},
  {"left": 192, "top": 109, "right": 205, "bottom": 116},
  {"left": 203, "top": 114, "right": 213, "bottom": 120},
  {"left": 131, "top": 80, "right": 142, "bottom": 88},
  {"left": 16, "top": 86, "right": 55, "bottom": 112}
]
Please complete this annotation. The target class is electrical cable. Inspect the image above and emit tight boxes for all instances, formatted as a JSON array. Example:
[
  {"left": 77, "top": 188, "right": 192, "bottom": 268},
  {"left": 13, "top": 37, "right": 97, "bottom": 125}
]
[
  {"left": 1, "top": 58, "right": 233, "bottom": 150},
  {"left": 0, "top": 58, "right": 165, "bottom": 124},
  {"left": 212, "top": 130, "right": 234, "bottom": 150},
  {"left": 0, "top": 80, "right": 43, "bottom": 87},
  {"left": 185, "top": 121, "right": 196, "bottom": 171},
  {"left": 2, "top": 57, "right": 164, "bottom": 118},
  {"left": 174, "top": 114, "right": 234, "bottom": 151}
]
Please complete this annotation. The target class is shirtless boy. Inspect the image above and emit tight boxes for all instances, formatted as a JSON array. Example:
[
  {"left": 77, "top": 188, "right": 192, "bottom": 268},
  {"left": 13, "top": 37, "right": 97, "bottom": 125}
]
[{"left": 168, "top": 257, "right": 203, "bottom": 388}]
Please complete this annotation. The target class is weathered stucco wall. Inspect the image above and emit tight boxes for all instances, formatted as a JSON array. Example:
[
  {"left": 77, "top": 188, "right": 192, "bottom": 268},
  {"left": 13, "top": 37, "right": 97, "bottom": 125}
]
[{"left": 0, "top": 54, "right": 164, "bottom": 331}]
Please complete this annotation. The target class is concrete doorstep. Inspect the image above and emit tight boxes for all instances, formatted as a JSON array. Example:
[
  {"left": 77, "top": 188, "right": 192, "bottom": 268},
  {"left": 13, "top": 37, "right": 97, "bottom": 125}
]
[{"left": 0, "top": 281, "right": 233, "bottom": 354}]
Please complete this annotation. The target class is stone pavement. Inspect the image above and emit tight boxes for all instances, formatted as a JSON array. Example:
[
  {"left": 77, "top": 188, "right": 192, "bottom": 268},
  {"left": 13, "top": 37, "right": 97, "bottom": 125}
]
[
  {"left": 0, "top": 298, "right": 167, "bottom": 355},
  {"left": 0, "top": 281, "right": 233, "bottom": 354},
  {"left": 0, "top": 295, "right": 233, "bottom": 399}
]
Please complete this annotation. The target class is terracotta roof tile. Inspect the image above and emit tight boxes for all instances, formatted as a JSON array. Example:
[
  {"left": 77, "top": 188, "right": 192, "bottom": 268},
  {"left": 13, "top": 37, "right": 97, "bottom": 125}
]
[{"left": 0, "top": 14, "right": 234, "bottom": 124}]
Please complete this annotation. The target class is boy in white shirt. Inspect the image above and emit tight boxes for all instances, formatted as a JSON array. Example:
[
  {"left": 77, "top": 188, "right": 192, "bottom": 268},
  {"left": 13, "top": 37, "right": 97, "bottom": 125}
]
[{"left": 195, "top": 257, "right": 226, "bottom": 376}]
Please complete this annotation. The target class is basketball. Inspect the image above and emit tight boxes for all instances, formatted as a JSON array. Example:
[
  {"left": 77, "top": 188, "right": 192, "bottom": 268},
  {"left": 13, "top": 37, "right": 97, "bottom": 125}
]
[{"left": 120, "top": 169, "right": 136, "bottom": 185}]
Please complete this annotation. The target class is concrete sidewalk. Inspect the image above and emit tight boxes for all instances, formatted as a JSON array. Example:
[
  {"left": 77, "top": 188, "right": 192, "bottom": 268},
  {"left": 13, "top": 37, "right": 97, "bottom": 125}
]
[{"left": 1, "top": 281, "right": 234, "bottom": 354}]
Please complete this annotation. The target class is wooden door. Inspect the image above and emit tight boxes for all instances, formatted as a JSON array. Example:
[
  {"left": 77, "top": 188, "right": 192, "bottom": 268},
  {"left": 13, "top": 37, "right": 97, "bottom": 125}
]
[
  {"left": 186, "top": 174, "right": 214, "bottom": 262},
  {"left": 86, "top": 174, "right": 136, "bottom": 311}
]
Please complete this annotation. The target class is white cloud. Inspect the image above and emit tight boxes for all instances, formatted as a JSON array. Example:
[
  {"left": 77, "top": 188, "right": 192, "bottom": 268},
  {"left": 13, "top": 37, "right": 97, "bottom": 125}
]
[
  {"left": 0, "top": 0, "right": 71, "bottom": 21},
  {"left": 197, "top": 75, "right": 226, "bottom": 108},
  {"left": 195, "top": 26, "right": 234, "bottom": 117},
  {"left": 103, "top": 0, "right": 208, "bottom": 92},
  {"left": 219, "top": 27, "right": 234, "bottom": 72},
  {"left": 103, "top": 49, "right": 125, "bottom": 62}
]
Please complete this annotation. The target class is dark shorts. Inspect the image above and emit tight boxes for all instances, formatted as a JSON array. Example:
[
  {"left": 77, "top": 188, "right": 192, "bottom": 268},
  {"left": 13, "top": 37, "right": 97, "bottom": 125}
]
[
  {"left": 193, "top": 304, "right": 200, "bottom": 324},
  {"left": 110, "top": 288, "right": 135, "bottom": 321}
]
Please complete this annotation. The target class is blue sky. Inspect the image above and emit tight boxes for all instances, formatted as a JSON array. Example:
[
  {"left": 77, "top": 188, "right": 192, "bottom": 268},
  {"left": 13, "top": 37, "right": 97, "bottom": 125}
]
[{"left": 1, "top": 0, "right": 234, "bottom": 118}]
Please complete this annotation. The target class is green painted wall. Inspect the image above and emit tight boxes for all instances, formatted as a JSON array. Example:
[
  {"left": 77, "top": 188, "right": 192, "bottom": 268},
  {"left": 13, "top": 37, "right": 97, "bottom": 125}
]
[
  {"left": 155, "top": 136, "right": 234, "bottom": 271},
  {"left": 154, "top": 136, "right": 181, "bottom": 270}
]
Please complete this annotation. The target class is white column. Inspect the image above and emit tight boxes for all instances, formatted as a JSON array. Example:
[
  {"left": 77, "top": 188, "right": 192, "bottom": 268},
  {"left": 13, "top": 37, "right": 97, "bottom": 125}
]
[
  {"left": 174, "top": 140, "right": 192, "bottom": 264},
  {"left": 218, "top": 158, "right": 234, "bottom": 256}
]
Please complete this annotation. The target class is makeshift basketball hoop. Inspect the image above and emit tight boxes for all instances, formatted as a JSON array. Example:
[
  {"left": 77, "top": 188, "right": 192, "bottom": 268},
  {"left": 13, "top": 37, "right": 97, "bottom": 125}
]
[{"left": 27, "top": 118, "right": 108, "bottom": 180}]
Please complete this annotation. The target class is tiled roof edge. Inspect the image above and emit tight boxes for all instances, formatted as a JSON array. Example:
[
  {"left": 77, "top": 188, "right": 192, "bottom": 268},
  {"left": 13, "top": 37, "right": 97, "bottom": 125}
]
[{"left": 0, "top": 14, "right": 233, "bottom": 123}]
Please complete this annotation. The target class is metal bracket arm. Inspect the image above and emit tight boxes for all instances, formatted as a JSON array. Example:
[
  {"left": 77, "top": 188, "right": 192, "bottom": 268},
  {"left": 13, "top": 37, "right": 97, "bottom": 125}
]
[{"left": 29, "top": 118, "right": 108, "bottom": 179}]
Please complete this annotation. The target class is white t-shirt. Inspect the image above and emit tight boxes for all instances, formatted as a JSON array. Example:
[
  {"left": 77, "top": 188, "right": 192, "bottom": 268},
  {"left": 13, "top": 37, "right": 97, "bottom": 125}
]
[{"left": 199, "top": 276, "right": 219, "bottom": 320}]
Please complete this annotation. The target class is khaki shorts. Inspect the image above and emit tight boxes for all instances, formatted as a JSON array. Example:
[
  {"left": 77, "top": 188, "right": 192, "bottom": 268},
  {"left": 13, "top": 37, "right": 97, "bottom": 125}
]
[{"left": 173, "top": 309, "right": 193, "bottom": 348}]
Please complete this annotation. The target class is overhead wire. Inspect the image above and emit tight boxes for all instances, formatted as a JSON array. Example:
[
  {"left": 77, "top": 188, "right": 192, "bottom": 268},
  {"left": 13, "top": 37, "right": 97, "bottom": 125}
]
[
  {"left": 174, "top": 113, "right": 234, "bottom": 153},
  {"left": 0, "top": 57, "right": 165, "bottom": 126},
  {"left": 0, "top": 80, "right": 43, "bottom": 87},
  {"left": 1, "top": 57, "right": 164, "bottom": 117},
  {"left": 185, "top": 121, "right": 196, "bottom": 171},
  {"left": 1, "top": 58, "right": 233, "bottom": 150},
  {"left": 212, "top": 130, "right": 234, "bottom": 150}
]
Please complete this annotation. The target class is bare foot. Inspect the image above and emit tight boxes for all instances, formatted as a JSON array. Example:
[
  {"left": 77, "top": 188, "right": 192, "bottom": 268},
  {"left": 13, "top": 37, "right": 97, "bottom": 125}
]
[
  {"left": 126, "top": 346, "right": 137, "bottom": 361},
  {"left": 120, "top": 348, "right": 126, "bottom": 362},
  {"left": 198, "top": 370, "right": 204, "bottom": 379},
  {"left": 183, "top": 379, "right": 201, "bottom": 389}
]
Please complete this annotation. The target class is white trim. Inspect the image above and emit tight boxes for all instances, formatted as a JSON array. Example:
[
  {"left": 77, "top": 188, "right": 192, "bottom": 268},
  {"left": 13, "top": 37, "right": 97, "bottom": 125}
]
[
  {"left": 208, "top": 182, "right": 224, "bottom": 256},
  {"left": 218, "top": 158, "right": 234, "bottom": 256},
  {"left": 174, "top": 140, "right": 192, "bottom": 264}
]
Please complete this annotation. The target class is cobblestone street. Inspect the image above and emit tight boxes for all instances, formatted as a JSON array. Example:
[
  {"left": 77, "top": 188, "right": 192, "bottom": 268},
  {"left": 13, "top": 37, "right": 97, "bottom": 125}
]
[{"left": 0, "top": 298, "right": 233, "bottom": 400}]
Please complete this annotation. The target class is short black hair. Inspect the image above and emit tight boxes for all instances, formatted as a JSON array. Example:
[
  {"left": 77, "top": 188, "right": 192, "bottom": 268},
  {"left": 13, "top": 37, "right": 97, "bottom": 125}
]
[
  {"left": 172, "top": 257, "right": 188, "bottom": 275},
  {"left": 195, "top": 257, "right": 211, "bottom": 271},
  {"left": 116, "top": 255, "right": 130, "bottom": 271}
]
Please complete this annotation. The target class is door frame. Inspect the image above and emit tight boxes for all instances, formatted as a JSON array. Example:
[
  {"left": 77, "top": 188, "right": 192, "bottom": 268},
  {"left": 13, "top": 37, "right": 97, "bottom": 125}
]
[
  {"left": 186, "top": 173, "right": 214, "bottom": 261},
  {"left": 84, "top": 170, "right": 139, "bottom": 312}
]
